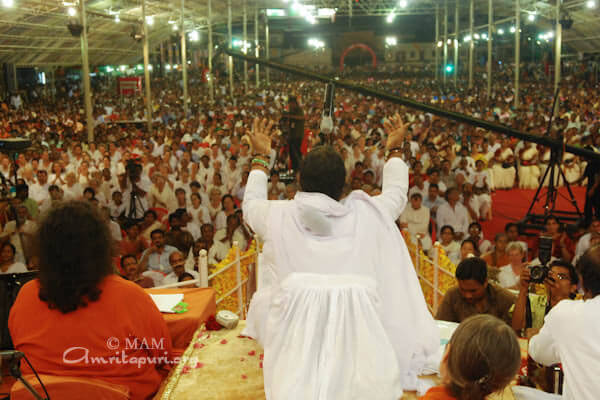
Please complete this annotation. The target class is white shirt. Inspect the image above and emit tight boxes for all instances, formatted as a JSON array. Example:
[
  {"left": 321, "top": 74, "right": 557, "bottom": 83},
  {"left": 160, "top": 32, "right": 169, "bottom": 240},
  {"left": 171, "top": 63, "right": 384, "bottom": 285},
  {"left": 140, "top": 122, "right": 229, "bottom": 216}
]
[
  {"left": 161, "top": 270, "right": 200, "bottom": 287},
  {"left": 529, "top": 297, "right": 600, "bottom": 400},
  {"left": 400, "top": 205, "right": 430, "bottom": 237},
  {"left": 436, "top": 202, "right": 470, "bottom": 237},
  {"left": 0, "top": 262, "right": 28, "bottom": 274}
]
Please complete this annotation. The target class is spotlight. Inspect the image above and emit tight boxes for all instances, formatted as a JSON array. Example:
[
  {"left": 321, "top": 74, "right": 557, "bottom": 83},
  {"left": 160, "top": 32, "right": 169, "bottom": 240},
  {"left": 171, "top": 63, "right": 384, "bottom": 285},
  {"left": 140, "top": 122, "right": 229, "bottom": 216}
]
[
  {"left": 2, "top": 0, "right": 14, "bottom": 7},
  {"left": 146, "top": 16, "right": 154, "bottom": 26},
  {"left": 386, "top": 13, "right": 395, "bottom": 23},
  {"left": 189, "top": 30, "right": 199, "bottom": 42},
  {"left": 385, "top": 36, "right": 397, "bottom": 46},
  {"left": 587, "top": 0, "right": 596, "bottom": 8},
  {"left": 67, "top": 7, "right": 76, "bottom": 16},
  {"left": 510, "top": 26, "right": 516, "bottom": 33},
  {"left": 172, "top": 24, "right": 178, "bottom": 31},
  {"left": 481, "top": 33, "right": 488, "bottom": 39},
  {"left": 464, "top": 35, "right": 471, "bottom": 42},
  {"left": 447, "top": 38, "right": 451, "bottom": 45},
  {"left": 498, "top": 28, "right": 504, "bottom": 35},
  {"left": 399, "top": 0, "right": 407, "bottom": 8},
  {"left": 445, "top": 64, "right": 454, "bottom": 73},
  {"left": 474, "top": 33, "right": 480, "bottom": 39},
  {"left": 437, "top": 41, "right": 443, "bottom": 47},
  {"left": 528, "top": 13, "right": 536, "bottom": 22}
]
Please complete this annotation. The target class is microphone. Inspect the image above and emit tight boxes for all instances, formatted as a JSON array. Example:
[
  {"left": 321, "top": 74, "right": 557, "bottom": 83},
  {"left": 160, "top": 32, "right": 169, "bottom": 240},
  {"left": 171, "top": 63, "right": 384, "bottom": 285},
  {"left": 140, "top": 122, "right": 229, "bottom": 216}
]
[{"left": 320, "top": 83, "right": 335, "bottom": 137}]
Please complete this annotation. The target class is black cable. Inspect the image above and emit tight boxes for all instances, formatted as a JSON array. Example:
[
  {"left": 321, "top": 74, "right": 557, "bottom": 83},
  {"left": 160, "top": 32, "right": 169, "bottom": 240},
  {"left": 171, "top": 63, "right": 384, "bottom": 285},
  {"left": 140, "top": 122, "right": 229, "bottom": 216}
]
[{"left": 22, "top": 354, "right": 50, "bottom": 400}]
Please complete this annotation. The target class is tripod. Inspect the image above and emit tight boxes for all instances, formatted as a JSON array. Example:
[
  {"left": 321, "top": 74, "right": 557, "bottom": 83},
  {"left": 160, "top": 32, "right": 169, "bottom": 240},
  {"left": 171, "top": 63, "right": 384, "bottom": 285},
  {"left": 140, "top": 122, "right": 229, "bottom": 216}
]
[
  {"left": 127, "top": 177, "right": 146, "bottom": 222},
  {"left": 520, "top": 90, "right": 582, "bottom": 233}
]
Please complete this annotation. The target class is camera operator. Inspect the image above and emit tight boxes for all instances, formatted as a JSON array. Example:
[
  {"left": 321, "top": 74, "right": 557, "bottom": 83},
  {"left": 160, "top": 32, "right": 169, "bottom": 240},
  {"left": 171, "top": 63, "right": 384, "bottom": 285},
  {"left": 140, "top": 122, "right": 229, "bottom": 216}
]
[
  {"left": 118, "top": 159, "right": 150, "bottom": 220},
  {"left": 528, "top": 246, "right": 600, "bottom": 399},
  {"left": 280, "top": 96, "right": 305, "bottom": 172},
  {"left": 511, "top": 259, "right": 579, "bottom": 338}
]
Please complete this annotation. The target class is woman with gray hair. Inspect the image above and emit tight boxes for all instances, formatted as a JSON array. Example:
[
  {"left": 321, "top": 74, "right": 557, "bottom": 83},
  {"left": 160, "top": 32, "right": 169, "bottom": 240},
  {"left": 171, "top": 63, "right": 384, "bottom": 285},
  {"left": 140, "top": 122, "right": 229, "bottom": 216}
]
[{"left": 497, "top": 241, "right": 527, "bottom": 289}]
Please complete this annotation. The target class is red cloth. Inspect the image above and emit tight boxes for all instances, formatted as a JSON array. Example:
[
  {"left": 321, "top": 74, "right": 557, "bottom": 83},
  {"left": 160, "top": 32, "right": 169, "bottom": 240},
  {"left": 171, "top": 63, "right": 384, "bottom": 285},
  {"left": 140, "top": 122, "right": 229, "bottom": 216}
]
[
  {"left": 9, "top": 275, "right": 173, "bottom": 400},
  {"left": 419, "top": 386, "right": 457, "bottom": 400}
]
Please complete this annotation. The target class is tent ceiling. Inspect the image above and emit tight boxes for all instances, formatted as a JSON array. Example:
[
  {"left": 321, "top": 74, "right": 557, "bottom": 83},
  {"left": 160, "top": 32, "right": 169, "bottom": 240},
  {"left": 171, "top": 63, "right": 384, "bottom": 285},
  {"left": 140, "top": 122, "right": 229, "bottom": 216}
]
[{"left": 1, "top": 0, "right": 599, "bottom": 68}]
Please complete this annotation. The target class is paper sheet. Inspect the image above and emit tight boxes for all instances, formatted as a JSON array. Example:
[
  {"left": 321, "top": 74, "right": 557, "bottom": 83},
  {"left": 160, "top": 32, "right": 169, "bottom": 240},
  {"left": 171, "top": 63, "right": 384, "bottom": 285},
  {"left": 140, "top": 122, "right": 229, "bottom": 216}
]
[
  {"left": 150, "top": 293, "right": 184, "bottom": 313},
  {"left": 512, "top": 386, "right": 562, "bottom": 400}
]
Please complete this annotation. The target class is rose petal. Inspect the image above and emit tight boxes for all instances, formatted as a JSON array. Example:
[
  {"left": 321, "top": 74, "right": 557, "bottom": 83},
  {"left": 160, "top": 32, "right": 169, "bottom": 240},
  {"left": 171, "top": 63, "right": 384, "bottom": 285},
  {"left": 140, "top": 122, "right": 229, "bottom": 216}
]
[
  {"left": 241, "top": 374, "right": 247, "bottom": 379},
  {"left": 259, "top": 362, "right": 263, "bottom": 369},
  {"left": 195, "top": 362, "right": 204, "bottom": 368},
  {"left": 220, "top": 339, "right": 228, "bottom": 344},
  {"left": 248, "top": 350, "right": 256, "bottom": 356},
  {"left": 193, "top": 342, "right": 205, "bottom": 349},
  {"left": 259, "top": 354, "right": 264, "bottom": 360},
  {"left": 182, "top": 365, "right": 191, "bottom": 374}
]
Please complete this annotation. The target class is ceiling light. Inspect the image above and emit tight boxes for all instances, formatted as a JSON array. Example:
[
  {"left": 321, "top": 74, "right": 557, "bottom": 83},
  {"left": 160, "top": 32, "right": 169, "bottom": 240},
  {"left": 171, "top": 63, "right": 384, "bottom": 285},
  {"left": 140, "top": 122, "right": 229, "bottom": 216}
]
[
  {"left": 528, "top": 13, "right": 536, "bottom": 22},
  {"left": 115, "top": 14, "right": 120, "bottom": 23},
  {"left": 385, "top": 36, "right": 397, "bottom": 46},
  {"left": 399, "top": 0, "right": 407, "bottom": 8},
  {"left": 447, "top": 38, "right": 451, "bottom": 44},
  {"left": 67, "top": 7, "right": 76, "bottom": 16},
  {"left": 189, "top": 30, "right": 199, "bottom": 41},
  {"left": 510, "top": 26, "right": 516, "bottom": 33},
  {"left": 587, "top": 0, "right": 596, "bottom": 8},
  {"left": 497, "top": 28, "right": 504, "bottom": 35},
  {"left": 2, "top": 0, "right": 14, "bottom": 7},
  {"left": 386, "top": 13, "right": 395, "bottom": 23},
  {"left": 463, "top": 35, "right": 471, "bottom": 42},
  {"left": 437, "top": 41, "right": 443, "bottom": 47},
  {"left": 146, "top": 16, "right": 154, "bottom": 26},
  {"left": 172, "top": 24, "right": 178, "bottom": 31},
  {"left": 474, "top": 33, "right": 480, "bottom": 39}
]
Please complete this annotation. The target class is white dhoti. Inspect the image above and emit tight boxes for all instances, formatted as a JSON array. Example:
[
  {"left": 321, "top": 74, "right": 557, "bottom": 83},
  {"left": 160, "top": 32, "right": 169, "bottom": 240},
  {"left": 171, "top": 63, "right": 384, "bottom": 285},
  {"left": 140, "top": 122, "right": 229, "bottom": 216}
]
[{"left": 518, "top": 165, "right": 541, "bottom": 189}]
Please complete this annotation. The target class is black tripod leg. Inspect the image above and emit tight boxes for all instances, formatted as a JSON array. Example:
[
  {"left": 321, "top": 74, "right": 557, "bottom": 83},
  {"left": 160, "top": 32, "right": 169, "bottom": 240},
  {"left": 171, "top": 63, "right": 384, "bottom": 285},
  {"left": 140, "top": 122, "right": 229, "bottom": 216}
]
[{"left": 525, "top": 162, "right": 552, "bottom": 218}]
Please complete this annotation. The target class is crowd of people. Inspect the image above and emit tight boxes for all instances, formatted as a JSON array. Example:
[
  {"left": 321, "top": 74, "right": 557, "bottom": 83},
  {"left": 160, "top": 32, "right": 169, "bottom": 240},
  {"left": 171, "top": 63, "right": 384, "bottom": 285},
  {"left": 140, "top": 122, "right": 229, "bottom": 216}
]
[{"left": 2, "top": 59, "right": 600, "bottom": 400}]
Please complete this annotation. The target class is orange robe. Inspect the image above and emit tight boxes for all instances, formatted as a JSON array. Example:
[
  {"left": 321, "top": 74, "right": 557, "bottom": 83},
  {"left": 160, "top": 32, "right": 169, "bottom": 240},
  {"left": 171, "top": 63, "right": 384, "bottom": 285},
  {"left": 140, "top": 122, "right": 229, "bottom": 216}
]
[
  {"left": 420, "top": 386, "right": 457, "bottom": 399},
  {"left": 9, "top": 275, "right": 173, "bottom": 400}
]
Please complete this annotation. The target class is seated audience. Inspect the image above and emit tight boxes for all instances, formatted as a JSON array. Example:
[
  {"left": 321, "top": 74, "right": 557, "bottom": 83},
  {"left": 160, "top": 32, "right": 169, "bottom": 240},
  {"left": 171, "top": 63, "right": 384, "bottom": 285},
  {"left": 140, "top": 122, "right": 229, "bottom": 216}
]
[
  {"left": 121, "top": 254, "right": 154, "bottom": 288},
  {"left": 440, "top": 225, "right": 460, "bottom": 265},
  {"left": 161, "top": 250, "right": 200, "bottom": 287},
  {"left": 497, "top": 241, "right": 528, "bottom": 289},
  {"left": 0, "top": 242, "right": 28, "bottom": 274}
]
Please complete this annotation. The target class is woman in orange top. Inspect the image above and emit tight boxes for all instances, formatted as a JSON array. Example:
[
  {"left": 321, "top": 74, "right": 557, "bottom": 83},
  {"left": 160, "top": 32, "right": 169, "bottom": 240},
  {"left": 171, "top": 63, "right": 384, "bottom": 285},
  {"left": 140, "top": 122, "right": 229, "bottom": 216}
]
[
  {"left": 9, "top": 201, "right": 173, "bottom": 400},
  {"left": 420, "top": 315, "right": 520, "bottom": 400}
]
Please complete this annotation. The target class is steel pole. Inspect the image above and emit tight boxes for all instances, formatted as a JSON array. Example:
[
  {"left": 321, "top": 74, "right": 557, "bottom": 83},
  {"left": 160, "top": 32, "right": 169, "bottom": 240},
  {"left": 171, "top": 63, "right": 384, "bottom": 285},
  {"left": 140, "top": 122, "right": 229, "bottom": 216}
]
[
  {"left": 554, "top": 0, "right": 562, "bottom": 93},
  {"left": 265, "top": 14, "right": 270, "bottom": 85},
  {"left": 487, "top": 0, "right": 493, "bottom": 98},
  {"left": 208, "top": 0, "right": 214, "bottom": 102},
  {"left": 468, "top": 0, "right": 474, "bottom": 88},
  {"left": 515, "top": 0, "right": 520, "bottom": 108},
  {"left": 180, "top": 0, "right": 189, "bottom": 115},
  {"left": 454, "top": 0, "right": 459, "bottom": 86},
  {"left": 443, "top": 0, "right": 448, "bottom": 85},
  {"left": 80, "top": 0, "right": 94, "bottom": 142},
  {"left": 435, "top": 5, "right": 439, "bottom": 80},
  {"left": 142, "top": 0, "right": 153, "bottom": 134},
  {"left": 255, "top": 8, "right": 260, "bottom": 88},
  {"left": 243, "top": 0, "right": 248, "bottom": 94},
  {"left": 228, "top": 0, "right": 234, "bottom": 99}
]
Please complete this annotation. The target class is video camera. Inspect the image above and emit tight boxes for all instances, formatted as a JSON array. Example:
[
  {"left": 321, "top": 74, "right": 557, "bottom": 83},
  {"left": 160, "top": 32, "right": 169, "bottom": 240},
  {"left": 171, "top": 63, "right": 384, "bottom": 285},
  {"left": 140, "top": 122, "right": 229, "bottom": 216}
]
[
  {"left": 125, "top": 158, "right": 142, "bottom": 181},
  {"left": 528, "top": 236, "right": 553, "bottom": 284}
]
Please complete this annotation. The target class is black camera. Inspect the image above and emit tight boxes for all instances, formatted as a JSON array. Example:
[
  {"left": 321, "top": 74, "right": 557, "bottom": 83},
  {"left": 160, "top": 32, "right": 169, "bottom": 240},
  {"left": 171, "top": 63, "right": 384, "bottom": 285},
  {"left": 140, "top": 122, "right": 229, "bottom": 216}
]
[
  {"left": 125, "top": 159, "right": 142, "bottom": 180},
  {"left": 529, "top": 236, "right": 553, "bottom": 284}
]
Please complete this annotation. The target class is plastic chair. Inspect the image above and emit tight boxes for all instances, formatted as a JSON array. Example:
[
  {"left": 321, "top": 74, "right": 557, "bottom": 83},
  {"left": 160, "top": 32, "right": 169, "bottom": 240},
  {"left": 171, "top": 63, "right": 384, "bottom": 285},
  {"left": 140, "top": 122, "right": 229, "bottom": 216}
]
[{"left": 11, "top": 374, "right": 130, "bottom": 400}]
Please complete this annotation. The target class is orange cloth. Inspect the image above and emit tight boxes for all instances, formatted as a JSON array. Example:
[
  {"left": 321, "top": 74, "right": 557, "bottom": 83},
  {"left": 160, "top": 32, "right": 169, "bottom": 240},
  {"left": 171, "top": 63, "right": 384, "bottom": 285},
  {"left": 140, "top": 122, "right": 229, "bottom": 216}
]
[
  {"left": 419, "top": 386, "right": 456, "bottom": 400},
  {"left": 9, "top": 275, "right": 173, "bottom": 400},
  {"left": 146, "top": 288, "right": 216, "bottom": 351},
  {"left": 11, "top": 374, "right": 130, "bottom": 400}
]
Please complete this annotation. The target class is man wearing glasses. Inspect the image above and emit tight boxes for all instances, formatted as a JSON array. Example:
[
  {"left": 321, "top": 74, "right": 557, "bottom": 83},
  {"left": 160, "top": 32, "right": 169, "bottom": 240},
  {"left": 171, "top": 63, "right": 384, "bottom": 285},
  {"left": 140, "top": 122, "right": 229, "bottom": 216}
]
[{"left": 511, "top": 259, "right": 579, "bottom": 338}]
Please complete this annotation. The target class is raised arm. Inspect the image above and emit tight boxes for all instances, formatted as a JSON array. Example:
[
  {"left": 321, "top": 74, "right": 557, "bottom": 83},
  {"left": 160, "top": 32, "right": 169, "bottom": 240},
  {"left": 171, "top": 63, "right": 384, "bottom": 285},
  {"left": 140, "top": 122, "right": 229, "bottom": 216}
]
[
  {"left": 242, "top": 118, "right": 276, "bottom": 239},
  {"left": 371, "top": 114, "right": 409, "bottom": 221}
]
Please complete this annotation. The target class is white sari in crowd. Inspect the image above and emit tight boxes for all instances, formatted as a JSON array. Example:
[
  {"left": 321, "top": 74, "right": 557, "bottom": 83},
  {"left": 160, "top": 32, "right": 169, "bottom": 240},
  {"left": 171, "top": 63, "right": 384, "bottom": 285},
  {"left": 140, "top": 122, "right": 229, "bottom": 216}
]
[{"left": 242, "top": 158, "right": 438, "bottom": 400}]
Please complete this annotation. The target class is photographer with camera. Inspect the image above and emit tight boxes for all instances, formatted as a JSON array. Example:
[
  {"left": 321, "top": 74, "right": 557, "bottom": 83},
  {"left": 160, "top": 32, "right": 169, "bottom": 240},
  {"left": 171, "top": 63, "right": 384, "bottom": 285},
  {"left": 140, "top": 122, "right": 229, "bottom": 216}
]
[
  {"left": 280, "top": 96, "right": 305, "bottom": 172},
  {"left": 528, "top": 245, "right": 600, "bottom": 399},
  {"left": 118, "top": 158, "right": 150, "bottom": 220},
  {"left": 511, "top": 259, "right": 579, "bottom": 338}
]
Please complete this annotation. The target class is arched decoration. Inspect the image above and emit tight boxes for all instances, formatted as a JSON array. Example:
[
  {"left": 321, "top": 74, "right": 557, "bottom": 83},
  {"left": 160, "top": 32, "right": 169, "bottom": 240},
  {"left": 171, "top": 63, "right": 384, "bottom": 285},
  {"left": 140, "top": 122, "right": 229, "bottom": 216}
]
[{"left": 339, "top": 43, "right": 377, "bottom": 70}]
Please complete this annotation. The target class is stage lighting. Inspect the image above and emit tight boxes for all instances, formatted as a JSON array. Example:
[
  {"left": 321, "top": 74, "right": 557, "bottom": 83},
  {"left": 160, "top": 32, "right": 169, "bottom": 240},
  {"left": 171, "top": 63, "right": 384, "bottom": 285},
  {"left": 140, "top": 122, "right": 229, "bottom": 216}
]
[
  {"left": 385, "top": 36, "right": 397, "bottom": 46},
  {"left": 528, "top": 13, "right": 536, "bottom": 22},
  {"left": 445, "top": 64, "right": 454, "bottom": 73},
  {"left": 399, "top": 0, "right": 407, "bottom": 8},
  {"left": 67, "top": 7, "right": 76, "bottom": 16},
  {"left": 587, "top": 0, "right": 596, "bottom": 8},
  {"left": 386, "top": 13, "right": 395, "bottom": 23},
  {"left": 510, "top": 26, "right": 516, "bottom": 33},
  {"left": 146, "top": 16, "right": 154, "bottom": 26},
  {"left": 464, "top": 35, "right": 471, "bottom": 42},
  {"left": 498, "top": 28, "right": 504, "bottom": 35},
  {"left": 2, "top": 0, "right": 14, "bottom": 7},
  {"left": 189, "top": 30, "right": 199, "bottom": 41},
  {"left": 437, "top": 41, "right": 443, "bottom": 47},
  {"left": 474, "top": 33, "right": 480, "bottom": 39}
]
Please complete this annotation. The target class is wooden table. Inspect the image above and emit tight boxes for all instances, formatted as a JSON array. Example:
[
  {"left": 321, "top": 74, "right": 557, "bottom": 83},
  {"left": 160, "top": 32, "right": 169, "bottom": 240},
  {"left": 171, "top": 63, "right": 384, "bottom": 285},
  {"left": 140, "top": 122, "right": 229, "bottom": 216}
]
[{"left": 146, "top": 288, "right": 216, "bottom": 352}]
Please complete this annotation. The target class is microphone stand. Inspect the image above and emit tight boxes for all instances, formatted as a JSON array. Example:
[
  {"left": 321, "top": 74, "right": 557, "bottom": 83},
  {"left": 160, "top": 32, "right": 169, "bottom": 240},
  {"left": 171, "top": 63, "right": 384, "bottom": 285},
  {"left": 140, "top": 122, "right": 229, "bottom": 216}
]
[{"left": 6, "top": 354, "right": 47, "bottom": 400}]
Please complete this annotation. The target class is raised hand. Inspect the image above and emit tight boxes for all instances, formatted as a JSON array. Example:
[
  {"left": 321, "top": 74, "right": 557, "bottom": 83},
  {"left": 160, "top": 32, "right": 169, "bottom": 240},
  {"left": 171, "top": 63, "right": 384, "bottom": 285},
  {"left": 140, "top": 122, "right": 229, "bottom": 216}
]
[
  {"left": 249, "top": 117, "right": 275, "bottom": 155},
  {"left": 383, "top": 113, "right": 408, "bottom": 151}
]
